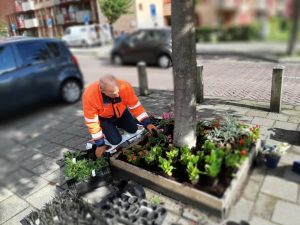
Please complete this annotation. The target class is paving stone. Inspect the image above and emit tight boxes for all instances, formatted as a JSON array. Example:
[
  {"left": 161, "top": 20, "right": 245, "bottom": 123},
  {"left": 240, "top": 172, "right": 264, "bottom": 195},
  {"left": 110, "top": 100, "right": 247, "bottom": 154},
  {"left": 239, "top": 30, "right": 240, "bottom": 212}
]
[
  {"left": 50, "top": 133, "right": 74, "bottom": 144},
  {"left": 174, "top": 217, "right": 196, "bottom": 225},
  {"left": 25, "top": 184, "right": 57, "bottom": 209},
  {"left": 261, "top": 176, "right": 298, "bottom": 202},
  {"left": 0, "top": 158, "right": 19, "bottom": 182},
  {"left": 272, "top": 200, "right": 300, "bottom": 225},
  {"left": 27, "top": 139, "right": 51, "bottom": 149},
  {"left": 243, "top": 179, "right": 260, "bottom": 201},
  {"left": 3, "top": 169, "right": 35, "bottom": 189},
  {"left": 252, "top": 117, "right": 275, "bottom": 127},
  {"left": 182, "top": 207, "right": 208, "bottom": 222},
  {"left": 227, "top": 198, "right": 253, "bottom": 222},
  {"left": 42, "top": 169, "right": 62, "bottom": 184},
  {"left": 253, "top": 193, "right": 277, "bottom": 220},
  {"left": 278, "top": 152, "right": 300, "bottom": 166},
  {"left": 10, "top": 175, "right": 49, "bottom": 198},
  {"left": 2, "top": 207, "right": 35, "bottom": 225},
  {"left": 237, "top": 116, "right": 254, "bottom": 123},
  {"left": 0, "top": 186, "right": 13, "bottom": 202},
  {"left": 145, "top": 188, "right": 183, "bottom": 215},
  {"left": 31, "top": 160, "right": 60, "bottom": 177},
  {"left": 283, "top": 167, "right": 300, "bottom": 184},
  {"left": 228, "top": 106, "right": 250, "bottom": 115},
  {"left": 250, "top": 216, "right": 278, "bottom": 225},
  {"left": 274, "top": 121, "right": 299, "bottom": 131},
  {"left": 63, "top": 137, "right": 87, "bottom": 148},
  {"left": 0, "top": 195, "right": 29, "bottom": 224},
  {"left": 288, "top": 115, "right": 300, "bottom": 124},
  {"left": 21, "top": 153, "right": 54, "bottom": 170},
  {"left": 281, "top": 110, "right": 300, "bottom": 116},
  {"left": 162, "top": 211, "right": 180, "bottom": 225},
  {"left": 250, "top": 167, "right": 267, "bottom": 185},
  {"left": 266, "top": 113, "right": 289, "bottom": 122},
  {"left": 246, "top": 110, "right": 268, "bottom": 118}
]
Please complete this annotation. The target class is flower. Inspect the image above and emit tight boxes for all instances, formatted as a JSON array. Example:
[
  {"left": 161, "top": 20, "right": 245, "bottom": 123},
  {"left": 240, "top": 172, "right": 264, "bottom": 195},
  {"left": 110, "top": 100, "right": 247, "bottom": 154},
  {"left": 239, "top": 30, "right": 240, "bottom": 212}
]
[
  {"left": 239, "top": 139, "right": 244, "bottom": 146},
  {"left": 132, "top": 155, "right": 137, "bottom": 161},
  {"left": 162, "top": 112, "right": 171, "bottom": 120},
  {"left": 241, "top": 149, "right": 247, "bottom": 156}
]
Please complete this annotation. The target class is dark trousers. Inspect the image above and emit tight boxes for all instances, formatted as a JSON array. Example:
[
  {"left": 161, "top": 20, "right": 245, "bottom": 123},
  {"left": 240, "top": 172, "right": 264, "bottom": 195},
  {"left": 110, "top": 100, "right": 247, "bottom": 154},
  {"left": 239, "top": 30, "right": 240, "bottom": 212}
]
[{"left": 99, "top": 108, "right": 138, "bottom": 145}]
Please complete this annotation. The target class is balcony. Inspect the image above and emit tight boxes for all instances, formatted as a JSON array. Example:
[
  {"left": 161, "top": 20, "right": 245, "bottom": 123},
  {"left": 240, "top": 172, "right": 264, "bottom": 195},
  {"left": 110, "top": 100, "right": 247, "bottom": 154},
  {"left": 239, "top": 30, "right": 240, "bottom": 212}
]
[
  {"left": 14, "top": 1, "right": 23, "bottom": 13},
  {"left": 56, "top": 10, "right": 92, "bottom": 24},
  {"left": 17, "top": 18, "right": 25, "bottom": 29},
  {"left": 22, "top": 1, "right": 35, "bottom": 11},
  {"left": 24, "top": 18, "right": 39, "bottom": 28},
  {"left": 35, "top": 0, "right": 61, "bottom": 9}
]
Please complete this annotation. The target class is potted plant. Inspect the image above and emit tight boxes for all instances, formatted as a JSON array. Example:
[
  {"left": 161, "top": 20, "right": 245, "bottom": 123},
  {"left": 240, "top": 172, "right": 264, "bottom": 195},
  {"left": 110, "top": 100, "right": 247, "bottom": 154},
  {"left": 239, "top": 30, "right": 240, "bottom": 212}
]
[{"left": 259, "top": 143, "right": 290, "bottom": 169}]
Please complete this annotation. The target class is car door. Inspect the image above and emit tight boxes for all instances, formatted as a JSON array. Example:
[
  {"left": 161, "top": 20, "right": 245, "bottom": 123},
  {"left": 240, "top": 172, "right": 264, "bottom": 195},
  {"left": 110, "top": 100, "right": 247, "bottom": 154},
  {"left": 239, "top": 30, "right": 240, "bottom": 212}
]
[
  {"left": 15, "top": 41, "right": 57, "bottom": 102},
  {"left": 0, "top": 44, "right": 22, "bottom": 112},
  {"left": 120, "top": 30, "right": 148, "bottom": 63}
]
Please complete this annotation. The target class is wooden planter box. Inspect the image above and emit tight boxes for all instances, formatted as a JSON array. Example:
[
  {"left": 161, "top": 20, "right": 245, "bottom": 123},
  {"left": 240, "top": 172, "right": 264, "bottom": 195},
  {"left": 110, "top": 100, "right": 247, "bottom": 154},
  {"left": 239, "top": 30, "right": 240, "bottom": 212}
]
[{"left": 110, "top": 139, "right": 261, "bottom": 219}]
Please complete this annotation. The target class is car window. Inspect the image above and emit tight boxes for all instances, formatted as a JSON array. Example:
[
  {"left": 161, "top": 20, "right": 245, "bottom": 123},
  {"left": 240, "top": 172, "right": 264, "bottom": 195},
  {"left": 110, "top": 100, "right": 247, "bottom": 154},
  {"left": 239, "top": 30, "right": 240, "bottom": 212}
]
[
  {"left": 46, "top": 42, "right": 61, "bottom": 58},
  {"left": 0, "top": 45, "right": 17, "bottom": 75},
  {"left": 17, "top": 42, "right": 51, "bottom": 66},
  {"left": 147, "top": 31, "right": 163, "bottom": 41},
  {"left": 128, "top": 31, "right": 147, "bottom": 43},
  {"left": 64, "top": 28, "right": 71, "bottom": 35}
]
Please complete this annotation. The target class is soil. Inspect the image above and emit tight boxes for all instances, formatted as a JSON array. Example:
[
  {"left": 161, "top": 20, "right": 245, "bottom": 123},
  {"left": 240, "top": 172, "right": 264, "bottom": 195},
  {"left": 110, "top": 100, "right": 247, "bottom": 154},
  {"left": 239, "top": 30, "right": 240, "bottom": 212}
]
[{"left": 117, "top": 124, "right": 244, "bottom": 199}]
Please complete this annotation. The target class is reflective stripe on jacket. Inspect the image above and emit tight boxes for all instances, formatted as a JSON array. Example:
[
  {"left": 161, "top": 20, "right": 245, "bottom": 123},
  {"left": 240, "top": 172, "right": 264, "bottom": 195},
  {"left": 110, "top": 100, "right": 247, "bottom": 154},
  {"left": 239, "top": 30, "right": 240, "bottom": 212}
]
[{"left": 82, "top": 79, "right": 148, "bottom": 140}]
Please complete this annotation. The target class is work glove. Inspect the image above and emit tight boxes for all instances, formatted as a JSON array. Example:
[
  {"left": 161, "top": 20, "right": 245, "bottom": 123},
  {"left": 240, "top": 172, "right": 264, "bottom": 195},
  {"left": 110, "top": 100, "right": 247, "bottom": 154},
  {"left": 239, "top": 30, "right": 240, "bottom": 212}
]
[
  {"left": 146, "top": 124, "right": 158, "bottom": 134},
  {"left": 95, "top": 145, "right": 107, "bottom": 158}
]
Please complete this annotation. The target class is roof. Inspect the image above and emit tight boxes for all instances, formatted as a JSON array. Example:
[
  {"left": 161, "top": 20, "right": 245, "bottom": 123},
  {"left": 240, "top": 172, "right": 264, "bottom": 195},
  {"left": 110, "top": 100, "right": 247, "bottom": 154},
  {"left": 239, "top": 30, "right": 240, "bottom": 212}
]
[{"left": 0, "top": 36, "right": 63, "bottom": 45}]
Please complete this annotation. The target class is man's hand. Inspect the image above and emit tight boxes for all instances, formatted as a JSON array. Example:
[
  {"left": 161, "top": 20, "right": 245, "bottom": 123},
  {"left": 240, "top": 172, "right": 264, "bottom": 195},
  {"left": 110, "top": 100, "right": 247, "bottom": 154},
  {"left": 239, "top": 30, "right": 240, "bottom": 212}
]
[
  {"left": 146, "top": 124, "right": 158, "bottom": 134},
  {"left": 95, "top": 146, "right": 106, "bottom": 158}
]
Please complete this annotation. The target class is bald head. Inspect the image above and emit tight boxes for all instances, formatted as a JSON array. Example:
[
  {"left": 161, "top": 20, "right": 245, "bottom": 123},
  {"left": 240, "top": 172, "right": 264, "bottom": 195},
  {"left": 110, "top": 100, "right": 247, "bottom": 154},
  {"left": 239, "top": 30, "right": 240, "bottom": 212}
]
[{"left": 100, "top": 75, "right": 119, "bottom": 98}]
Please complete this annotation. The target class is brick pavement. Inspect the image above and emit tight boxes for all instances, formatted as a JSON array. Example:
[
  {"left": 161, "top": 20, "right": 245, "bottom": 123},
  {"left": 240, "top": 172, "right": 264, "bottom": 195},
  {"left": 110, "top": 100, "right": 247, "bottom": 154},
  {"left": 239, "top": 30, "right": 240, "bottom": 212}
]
[{"left": 0, "top": 90, "right": 299, "bottom": 225}]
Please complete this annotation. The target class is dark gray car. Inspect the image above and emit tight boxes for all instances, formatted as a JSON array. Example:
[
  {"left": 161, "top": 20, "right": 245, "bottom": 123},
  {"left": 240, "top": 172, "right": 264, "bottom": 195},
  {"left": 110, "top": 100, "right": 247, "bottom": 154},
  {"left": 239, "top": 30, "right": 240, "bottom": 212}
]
[
  {"left": 0, "top": 37, "right": 83, "bottom": 114},
  {"left": 111, "top": 28, "right": 172, "bottom": 68}
]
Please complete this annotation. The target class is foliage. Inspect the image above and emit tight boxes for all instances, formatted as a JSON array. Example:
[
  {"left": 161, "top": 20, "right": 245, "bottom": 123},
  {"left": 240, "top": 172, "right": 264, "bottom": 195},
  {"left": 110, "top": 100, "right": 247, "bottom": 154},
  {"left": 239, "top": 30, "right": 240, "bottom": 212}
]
[
  {"left": 225, "top": 151, "right": 247, "bottom": 169},
  {"left": 186, "top": 161, "right": 201, "bottom": 183},
  {"left": 166, "top": 147, "right": 179, "bottom": 160},
  {"left": 158, "top": 156, "right": 175, "bottom": 176},
  {"left": 203, "top": 140, "right": 224, "bottom": 177},
  {"left": 150, "top": 195, "right": 161, "bottom": 205},
  {"left": 64, "top": 152, "right": 108, "bottom": 181},
  {"left": 144, "top": 145, "right": 162, "bottom": 165},
  {"left": 0, "top": 20, "right": 8, "bottom": 38},
  {"left": 259, "top": 142, "right": 290, "bottom": 158},
  {"left": 148, "top": 130, "right": 168, "bottom": 147},
  {"left": 98, "top": 0, "right": 133, "bottom": 24},
  {"left": 122, "top": 146, "right": 146, "bottom": 165}
]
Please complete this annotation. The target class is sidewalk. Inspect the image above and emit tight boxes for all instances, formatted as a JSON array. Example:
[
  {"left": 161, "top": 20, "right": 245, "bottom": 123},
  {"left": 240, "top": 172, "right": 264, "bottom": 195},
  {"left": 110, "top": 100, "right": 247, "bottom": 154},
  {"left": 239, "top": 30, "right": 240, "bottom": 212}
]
[
  {"left": 0, "top": 90, "right": 299, "bottom": 225},
  {"left": 70, "top": 42, "right": 300, "bottom": 63}
]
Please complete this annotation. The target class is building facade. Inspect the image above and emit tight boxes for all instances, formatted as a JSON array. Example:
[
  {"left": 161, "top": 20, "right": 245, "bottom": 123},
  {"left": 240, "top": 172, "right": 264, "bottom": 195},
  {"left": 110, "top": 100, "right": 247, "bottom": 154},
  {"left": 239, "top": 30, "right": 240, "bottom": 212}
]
[{"left": 6, "top": 0, "right": 100, "bottom": 37}]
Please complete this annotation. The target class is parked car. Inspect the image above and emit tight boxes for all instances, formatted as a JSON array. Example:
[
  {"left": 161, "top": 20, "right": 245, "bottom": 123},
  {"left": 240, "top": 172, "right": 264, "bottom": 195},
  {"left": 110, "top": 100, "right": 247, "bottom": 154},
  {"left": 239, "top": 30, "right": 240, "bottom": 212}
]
[
  {"left": 111, "top": 28, "right": 172, "bottom": 68},
  {"left": 62, "top": 24, "right": 113, "bottom": 48},
  {"left": 0, "top": 37, "right": 83, "bottom": 114}
]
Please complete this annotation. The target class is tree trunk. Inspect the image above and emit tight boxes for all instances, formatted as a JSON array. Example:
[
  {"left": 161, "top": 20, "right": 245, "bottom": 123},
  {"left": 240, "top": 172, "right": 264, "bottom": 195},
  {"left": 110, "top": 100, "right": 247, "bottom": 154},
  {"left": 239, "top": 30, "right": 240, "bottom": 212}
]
[
  {"left": 172, "top": 0, "right": 197, "bottom": 148},
  {"left": 109, "top": 23, "right": 115, "bottom": 40},
  {"left": 287, "top": 0, "right": 299, "bottom": 55}
]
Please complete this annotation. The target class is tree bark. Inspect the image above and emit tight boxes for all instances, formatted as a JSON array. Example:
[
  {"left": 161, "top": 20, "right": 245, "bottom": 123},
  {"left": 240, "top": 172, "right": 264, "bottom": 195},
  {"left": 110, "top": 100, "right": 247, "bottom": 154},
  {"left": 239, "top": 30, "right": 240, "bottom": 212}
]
[
  {"left": 287, "top": 0, "right": 299, "bottom": 55},
  {"left": 172, "top": 0, "right": 197, "bottom": 148},
  {"left": 109, "top": 23, "right": 115, "bottom": 40}
]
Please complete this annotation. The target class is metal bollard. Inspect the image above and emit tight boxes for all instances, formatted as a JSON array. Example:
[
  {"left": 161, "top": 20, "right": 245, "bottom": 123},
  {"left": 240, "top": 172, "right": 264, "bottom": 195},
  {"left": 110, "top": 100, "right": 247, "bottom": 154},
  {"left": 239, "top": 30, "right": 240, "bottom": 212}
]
[
  {"left": 270, "top": 65, "right": 284, "bottom": 113},
  {"left": 196, "top": 64, "right": 204, "bottom": 103},
  {"left": 137, "top": 61, "right": 149, "bottom": 96}
]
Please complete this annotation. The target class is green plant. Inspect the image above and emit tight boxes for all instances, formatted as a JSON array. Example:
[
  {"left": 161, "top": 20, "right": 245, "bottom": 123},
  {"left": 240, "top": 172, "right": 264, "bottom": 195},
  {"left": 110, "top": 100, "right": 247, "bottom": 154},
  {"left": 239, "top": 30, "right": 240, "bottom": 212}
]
[
  {"left": 186, "top": 161, "right": 201, "bottom": 183},
  {"left": 225, "top": 151, "right": 244, "bottom": 168},
  {"left": 158, "top": 156, "right": 175, "bottom": 176},
  {"left": 166, "top": 147, "right": 179, "bottom": 160},
  {"left": 64, "top": 152, "right": 108, "bottom": 181},
  {"left": 150, "top": 195, "right": 161, "bottom": 205},
  {"left": 144, "top": 145, "right": 162, "bottom": 165},
  {"left": 203, "top": 140, "right": 224, "bottom": 177},
  {"left": 145, "top": 151, "right": 156, "bottom": 164},
  {"left": 259, "top": 142, "right": 290, "bottom": 159}
]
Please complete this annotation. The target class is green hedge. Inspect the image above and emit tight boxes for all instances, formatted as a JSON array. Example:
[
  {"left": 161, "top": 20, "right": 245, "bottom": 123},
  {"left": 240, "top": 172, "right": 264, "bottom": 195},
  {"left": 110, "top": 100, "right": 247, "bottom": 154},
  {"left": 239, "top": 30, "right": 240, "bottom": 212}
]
[{"left": 196, "top": 24, "right": 260, "bottom": 42}]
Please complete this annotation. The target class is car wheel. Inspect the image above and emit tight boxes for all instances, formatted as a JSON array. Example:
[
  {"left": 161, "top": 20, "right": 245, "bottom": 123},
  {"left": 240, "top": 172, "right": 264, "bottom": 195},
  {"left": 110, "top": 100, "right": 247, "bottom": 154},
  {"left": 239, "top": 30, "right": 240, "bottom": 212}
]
[
  {"left": 112, "top": 54, "right": 123, "bottom": 65},
  {"left": 81, "top": 40, "right": 88, "bottom": 48},
  {"left": 60, "top": 79, "right": 82, "bottom": 104},
  {"left": 158, "top": 55, "right": 171, "bottom": 68}
]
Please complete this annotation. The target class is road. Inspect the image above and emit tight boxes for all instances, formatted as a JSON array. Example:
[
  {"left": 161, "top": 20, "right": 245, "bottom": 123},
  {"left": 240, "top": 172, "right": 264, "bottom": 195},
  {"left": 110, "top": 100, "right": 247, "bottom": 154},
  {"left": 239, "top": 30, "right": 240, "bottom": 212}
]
[{"left": 76, "top": 54, "right": 300, "bottom": 105}]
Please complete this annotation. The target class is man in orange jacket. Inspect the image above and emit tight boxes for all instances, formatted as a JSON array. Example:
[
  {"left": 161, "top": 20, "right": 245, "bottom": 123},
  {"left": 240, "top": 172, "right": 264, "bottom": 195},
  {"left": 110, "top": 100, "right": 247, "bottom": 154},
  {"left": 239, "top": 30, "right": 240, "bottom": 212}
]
[{"left": 82, "top": 75, "right": 157, "bottom": 158}]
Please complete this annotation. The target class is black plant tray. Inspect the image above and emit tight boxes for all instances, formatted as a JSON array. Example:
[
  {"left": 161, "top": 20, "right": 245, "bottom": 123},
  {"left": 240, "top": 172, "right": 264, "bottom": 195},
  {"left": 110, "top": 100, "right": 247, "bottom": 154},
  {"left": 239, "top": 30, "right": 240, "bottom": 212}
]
[
  {"left": 56, "top": 150, "right": 112, "bottom": 195},
  {"left": 95, "top": 192, "right": 167, "bottom": 225}
]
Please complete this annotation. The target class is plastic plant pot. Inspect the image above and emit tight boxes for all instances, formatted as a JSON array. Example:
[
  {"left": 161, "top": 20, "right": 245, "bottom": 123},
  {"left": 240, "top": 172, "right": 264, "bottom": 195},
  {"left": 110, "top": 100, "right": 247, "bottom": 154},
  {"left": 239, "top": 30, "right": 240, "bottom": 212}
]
[
  {"left": 147, "top": 211, "right": 159, "bottom": 220},
  {"left": 265, "top": 155, "right": 281, "bottom": 169}
]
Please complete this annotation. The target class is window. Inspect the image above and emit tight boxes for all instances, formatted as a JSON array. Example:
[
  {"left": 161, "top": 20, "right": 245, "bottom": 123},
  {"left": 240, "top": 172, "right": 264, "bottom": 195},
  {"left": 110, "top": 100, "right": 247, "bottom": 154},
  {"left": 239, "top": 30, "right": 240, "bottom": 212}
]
[
  {"left": 0, "top": 45, "right": 17, "bottom": 75},
  {"left": 46, "top": 42, "right": 60, "bottom": 58},
  {"left": 17, "top": 42, "right": 51, "bottom": 66},
  {"left": 128, "top": 31, "right": 147, "bottom": 43}
]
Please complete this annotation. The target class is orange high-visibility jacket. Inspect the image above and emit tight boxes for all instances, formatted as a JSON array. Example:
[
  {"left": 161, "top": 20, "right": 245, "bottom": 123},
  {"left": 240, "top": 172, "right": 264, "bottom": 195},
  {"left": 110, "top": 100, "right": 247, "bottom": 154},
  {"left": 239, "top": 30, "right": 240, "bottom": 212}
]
[{"left": 82, "top": 80, "right": 149, "bottom": 140}]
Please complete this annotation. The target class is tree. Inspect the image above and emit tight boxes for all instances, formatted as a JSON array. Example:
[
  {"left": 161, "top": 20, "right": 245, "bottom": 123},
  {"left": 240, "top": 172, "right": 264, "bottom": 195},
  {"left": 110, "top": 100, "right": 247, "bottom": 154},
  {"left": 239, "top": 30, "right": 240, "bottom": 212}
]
[
  {"left": 98, "top": 0, "right": 133, "bottom": 39},
  {"left": 287, "top": 0, "right": 300, "bottom": 55},
  {"left": 172, "top": 0, "right": 197, "bottom": 148},
  {"left": 0, "top": 20, "right": 8, "bottom": 38}
]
